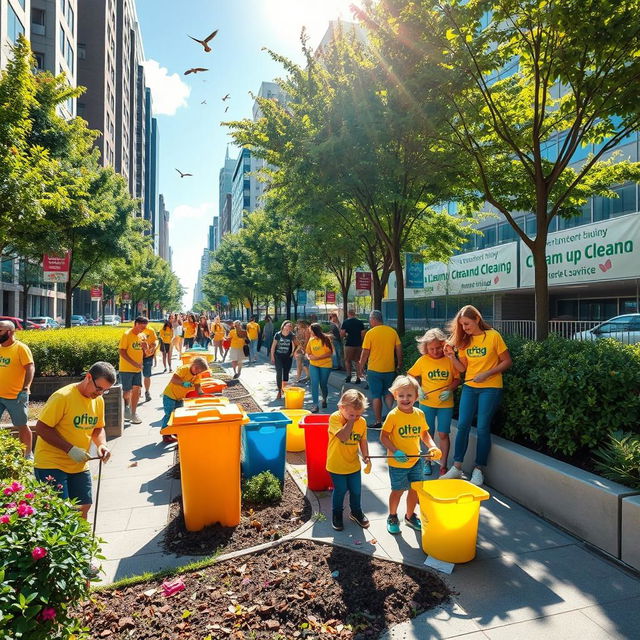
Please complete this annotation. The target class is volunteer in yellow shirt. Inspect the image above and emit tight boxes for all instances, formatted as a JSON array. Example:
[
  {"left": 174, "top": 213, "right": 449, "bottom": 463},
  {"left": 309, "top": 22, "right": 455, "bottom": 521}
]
[
  {"left": 160, "top": 357, "right": 209, "bottom": 442},
  {"left": 118, "top": 315, "right": 148, "bottom": 425},
  {"left": 183, "top": 313, "right": 197, "bottom": 349},
  {"left": 380, "top": 376, "right": 441, "bottom": 535},
  {"left": 34, "top": 361, "right": 115, "bottom": 520},
  {"left": 359, "top": 310, "right": 402, "bottom": 429},
  {"left": 442, "top": 305, "right": 512, "bottom": 487},
  {"left": 211, "top": 316, "right": 226, "bottom": 361},
  {"left": 0, "top": 320, "right": 35, "bottom": 457},
  {"left": 141, "top": 325, "right": 157, "bottom": 403},
  {"left": 246, "top": 316, "right": 260, "bottom": 363},
  {"left": 326, "top": 389, "right": 370, "bottom": 531},
  {"left": 159, "top": 320, "right": 174, "bottom": 372},
  {"left": 305, "top": 323, "right": 334, "bottom": 413},
  {"left": 408, "top": 328, "right": 460, "bottom": 477},
  {"left": 228, "top": 320, "right": 247, "bottom": 379}
]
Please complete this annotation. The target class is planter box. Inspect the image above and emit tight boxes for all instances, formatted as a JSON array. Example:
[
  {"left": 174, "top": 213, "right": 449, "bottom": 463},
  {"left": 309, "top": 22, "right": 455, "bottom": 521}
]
[
  {"left": 30, "top": 376, "right": 83, "bottom": 401},
  {"left": 450, "top": 424, "right": 634, "bottom": 559},
  {"left": 104, "top": 384, "right": 124, "bottom": 439},
  {"left": 622, "top": 495, "right": 640, "bottom": 571}
]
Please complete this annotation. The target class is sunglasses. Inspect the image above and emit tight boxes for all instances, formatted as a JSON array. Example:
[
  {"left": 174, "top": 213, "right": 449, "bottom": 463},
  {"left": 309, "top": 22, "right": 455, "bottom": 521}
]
[{"left": 90, "top": 374, "right": 111, "bottom": 395}]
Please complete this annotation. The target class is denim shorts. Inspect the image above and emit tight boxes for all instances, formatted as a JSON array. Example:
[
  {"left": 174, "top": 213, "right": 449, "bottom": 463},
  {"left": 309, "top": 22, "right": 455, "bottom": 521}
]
[
  {"left": 142, "top": 356, "right": 154, "bottom": 378},
  {"left": 367, "top": 370, "right": 396, "bottom": 399},
  {"left": 420, "top": 405, "right": 454, "bottom": 434},
  {"left": 34, "top": 468, "right": 93, "bottom": 505},
  {"left": 388, "top": 459, "right": 424, "bottom": 491},
  {"left": 0, "top": 391, "right": 29, "bottom": 426},
  {"left": 119, "top": 371, "right": 142, "bottom": 391}
]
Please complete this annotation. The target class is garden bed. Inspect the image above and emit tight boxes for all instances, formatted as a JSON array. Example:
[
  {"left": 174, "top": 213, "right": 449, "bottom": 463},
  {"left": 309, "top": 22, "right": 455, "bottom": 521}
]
[
  {"left": 164, "top": 473, "right": 312, "bottom": 556},
  {"left": 221, "top": 378, "right": 262, "bottom": 413},
  {"left": 84, "top": 539, "right": 451, "bottom": 639}
]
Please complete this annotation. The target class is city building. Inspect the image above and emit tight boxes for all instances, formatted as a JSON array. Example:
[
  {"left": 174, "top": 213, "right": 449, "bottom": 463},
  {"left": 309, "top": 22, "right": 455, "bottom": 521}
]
[
  {"left": 218, "top": 147, "right": 236, "bottom": 243},
  {"left": 231, "top": 147, "right": 260, "bottom": 233},
  {"left": 158, "top": 194, "right": 170, "bottom": 263},
  {"left": 209, "top": 218, "right": 219, "bottom": 253},
  {"left": 220, "top": 193, "right": 232, "bottom": 239},
  {"left": 0, "top": 0, "right": 29, "bottom": 69},
  {"left": 144, "top": 91, "right": 159, "bottom": 251}
]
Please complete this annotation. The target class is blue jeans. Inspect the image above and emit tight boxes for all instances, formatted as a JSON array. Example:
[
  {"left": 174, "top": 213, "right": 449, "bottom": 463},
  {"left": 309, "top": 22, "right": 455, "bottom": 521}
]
[
  {"left": 162, "top": 395, "right": 183, "bottom": 428},
  {"left": 453, "top": 385, "right": 503, "bottom": 466},
  {"left": 309, "top": 365, "right": 331, "bottom": 405},
  {"left": 249, "top": 339, "right": 258, "bottom": 360},
  {"left": 329, "top": 470, "right": 362, "bottom": 515},
  {"left": 34, "top": 468, "right": 93, "bottom": 505},
  {"left": 420, "top": 405, "right": 454, "bottom": 434},
  {"left": 332, "top": 339, "right": 344, "bottom": 369}
]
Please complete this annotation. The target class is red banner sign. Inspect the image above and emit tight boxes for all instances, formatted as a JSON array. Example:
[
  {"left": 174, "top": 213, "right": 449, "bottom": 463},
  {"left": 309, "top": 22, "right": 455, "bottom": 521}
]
[
  {"left": 325, "top": 291, "right": 336, "bottom": 303},
  {"left": 355, "top": 272, "right": 372, "bottom": 291},
  {"left": 90, "top": 286, "right": 103, "bottom": 300},
  {"left": 43, "top": 252, "right": 71, "bottom": 283}
]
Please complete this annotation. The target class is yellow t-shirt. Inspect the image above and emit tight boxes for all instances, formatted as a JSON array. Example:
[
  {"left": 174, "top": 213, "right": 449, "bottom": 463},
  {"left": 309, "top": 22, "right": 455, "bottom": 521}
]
[
  {"left": 229, "top": 329, "right": 245, "bottom": 349},
  {"left": 362, "top": 325, "right": 401, "bottom": 373},
  {"left": 212, "top": 324, "right": 225, "bottom": 341},
  {"left": 306, "top": 337, "right": 332, "bottom": 368},
  {"left": 460, "top": 329, "right": 508, "bottom": 389},
  {"left": 118, "top": 329, "right": 144, "bottom": 372},
  {"left": 326, "top": 412, "right": 367, "bottom": 474},
  {"left": 159, "top": 327, "right": 173, "bottom": 344},
  {"left": 183, "top": 321, "right": 197, "bottom": 339},
  {"left": 142, "top": 327, "right": 157, "bottom": 357},
  {"left": 163, "top": 364, "right": 203, "bottom": 401},
  {"left": 246, "top": 321, "right": 260, "bottom": 341},
  {"left": 34, "top": 383, "right": 105, "bottom": 474},
  {"left": 0, "top": 341, "right": 34, "bottom": 399},
  {"left": 408, "top": 355, "right": 458, "bottom": 409},
  {"left": 382, "top": 407, "right": 428, "bottom": 468}
]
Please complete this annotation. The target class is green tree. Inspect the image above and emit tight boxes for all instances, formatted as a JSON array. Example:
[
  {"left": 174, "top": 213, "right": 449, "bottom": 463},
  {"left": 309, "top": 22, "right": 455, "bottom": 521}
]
[{"left": 367, "top": 0, "right": 640, "bottom": 338}]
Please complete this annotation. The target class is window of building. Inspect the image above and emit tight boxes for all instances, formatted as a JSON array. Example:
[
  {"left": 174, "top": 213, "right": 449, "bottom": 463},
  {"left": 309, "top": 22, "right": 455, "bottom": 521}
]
[
  {"left": 557, "top": 202, "right": 591, "bottom": 230},
  {"left": 67, "top": 3, "right": 75, "bottom": 31},
  {"left": 593, "top": 183, "right": 637, "bottom": 221},
  {"left": 66, "top": 38, "right": 74, "bottom": 73},
  {"left": 8, "top": 5, "right": 25, "bottom": 43},
  {"left": 32, "top": 51, "right": 45, "bottom": 70},
  {"left": 243, "top": 196, "right": 251, "bottom": 208},
  {"left": 477, "top": 224, "right": 496, "bottom": 249},
  {"left": 78, "top": 43, "right": 86, "bottom": 59},
  {"left": 1, "top": 258, "right": 14, "bottom": 284},
  {"left": 59, "top": 22, "right": 65, "bottom": 54},
  {"left": 31, "top": 8, "right": 45, "bottom": 35},
  {"left": 77, "top": 101, "right": 85, "bottom": 118}
]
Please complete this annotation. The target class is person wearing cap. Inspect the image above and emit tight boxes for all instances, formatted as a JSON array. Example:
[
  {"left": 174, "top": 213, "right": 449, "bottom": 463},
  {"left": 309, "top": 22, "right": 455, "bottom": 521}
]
[
  {"left": 0, "top": 320, "right": 35, "bottom": 458},
  {"left": 118, "top": 315, "right": 148, "bottom": 424},
  {"left": 33, "top": 361, "right": 115, "bottom": 520}
]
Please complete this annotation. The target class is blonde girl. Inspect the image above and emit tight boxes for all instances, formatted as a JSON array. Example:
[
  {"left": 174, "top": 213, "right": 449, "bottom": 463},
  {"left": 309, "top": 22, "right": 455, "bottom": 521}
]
[
  {"left": 211, "top": 316, "right": 226, "bottom": 361},
  {"left": 228, "top": 320, "right": 247, "bottom": 379},
  {"left": 442, "top": 305, "right": 512, "bottom": 486},
  {"left": 305, "top": 322, "right": 333, "bottom": 413}
]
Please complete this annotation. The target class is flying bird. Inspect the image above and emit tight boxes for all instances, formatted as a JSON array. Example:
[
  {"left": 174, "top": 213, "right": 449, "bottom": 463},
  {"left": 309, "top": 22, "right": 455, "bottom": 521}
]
[
  {"left": 188, "top": 30, "right": 218, "bottom": 52},
  {"left": 222, "top": 94, "right": 231, "bottom": 101},
  {"left": 201, "top": 99, "right": 207, "bottom": 105},
  {"left": 224, "top": 106, "right": 229, "bottom": 113},
  {"left": 184, "top": 67, "right": 208, "bottom": 76},
  {"left": 175, "top": 169, "right": 193, "bottom": 178}
]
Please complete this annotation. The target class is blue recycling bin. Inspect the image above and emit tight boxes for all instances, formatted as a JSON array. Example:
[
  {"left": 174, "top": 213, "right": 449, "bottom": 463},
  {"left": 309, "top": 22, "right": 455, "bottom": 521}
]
[{"left": 241, "top": 412, "right": 291, "bottom": 484}]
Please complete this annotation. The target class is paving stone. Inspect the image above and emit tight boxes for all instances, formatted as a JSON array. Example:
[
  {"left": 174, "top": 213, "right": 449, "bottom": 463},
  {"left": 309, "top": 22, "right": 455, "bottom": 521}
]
[{"left": 580, "top": 595, "right": 640, "bottom": 638}]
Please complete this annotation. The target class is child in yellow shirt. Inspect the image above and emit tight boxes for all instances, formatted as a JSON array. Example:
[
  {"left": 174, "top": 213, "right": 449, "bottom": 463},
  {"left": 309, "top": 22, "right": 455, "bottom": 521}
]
[
  {"left": 326, "top": 389, "right": 370, "bottom": 531},
  {"left": 380, "top": 375, "right": 441, "bottom": 534}
]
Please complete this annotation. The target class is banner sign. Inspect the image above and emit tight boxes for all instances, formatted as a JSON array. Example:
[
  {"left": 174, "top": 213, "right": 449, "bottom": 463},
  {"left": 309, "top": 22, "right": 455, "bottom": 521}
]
[
  {"left": 121, "top": 292, "right": 131, "bottom": 301},
  {"left": 355, "top": 271, "right": 372, "bottom": 291},
  {"left": 520, "top": 213, "right": 640, "bottom": 287},
  {"left": 405, "top": 253, "right": 425, "bottom": 289},
  {"left": 326, "top": 291, "right": 336, "bottom": 303},
  {"left": 43, "top": 252, "right": 70, "bottom": 283},
  {"left": 219, "top": 295, "right": 229, "bottom": 305},
  {"left": 296, "top": 289, "right": 307, "bottom": 305},
  {"left": 90, "top": 286, "right": 103, "bottom": 301},
  {"left": 315, "top": 290, "right": 326, "bottom": 305}
]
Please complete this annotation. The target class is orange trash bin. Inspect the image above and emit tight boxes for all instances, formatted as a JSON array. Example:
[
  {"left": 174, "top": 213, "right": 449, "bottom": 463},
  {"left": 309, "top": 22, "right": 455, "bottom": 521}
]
[
  {"left": 183, "top": 395, "right": 229, "bottom": 408},
  {"left": 161, "top": 403, "right": 248, "bottom": 531}
]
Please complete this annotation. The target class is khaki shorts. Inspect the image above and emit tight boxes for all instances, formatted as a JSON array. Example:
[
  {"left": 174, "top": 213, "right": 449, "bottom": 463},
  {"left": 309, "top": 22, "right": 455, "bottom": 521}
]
[{"left": 344, "top": 346, "right": 362, "bottom": 363}]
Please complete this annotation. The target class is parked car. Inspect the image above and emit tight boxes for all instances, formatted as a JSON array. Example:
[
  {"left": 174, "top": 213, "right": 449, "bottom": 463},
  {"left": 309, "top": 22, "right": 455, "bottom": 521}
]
[
  {"left": 70, "top": 314, "right": 87, "bottom": 326},
  {"left": 572, "top": 314, "right": 640, "bottom": 344},
  {"left": 103, "top": 314, "right": 121, "bottom": 326},
  {"left": 0, "top": 316, "right": 25, "bottom": 330},
  {"left": 28, "top": 316, "right": 60, "bottom": 329},
  {"left": 0, "top": 316, "right": 47, "bottom": 330}
]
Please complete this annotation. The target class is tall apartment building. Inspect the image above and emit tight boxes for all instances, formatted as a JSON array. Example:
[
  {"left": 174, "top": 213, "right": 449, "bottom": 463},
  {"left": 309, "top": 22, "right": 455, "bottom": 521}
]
[
  {"left": 144, "top": 92, "right": 159, "bottom": 252},
  {"left": 0, "top": 0, "right": 29, "bottom": 68},
  {"left": 218, "top": 147, "right": 235, "bottom": 243},
  {"left": 158, "top": 193, "right": 170, "bottom": 263},
  {"left": 231, "top": 148, "right": 260, "bottom": 233}
]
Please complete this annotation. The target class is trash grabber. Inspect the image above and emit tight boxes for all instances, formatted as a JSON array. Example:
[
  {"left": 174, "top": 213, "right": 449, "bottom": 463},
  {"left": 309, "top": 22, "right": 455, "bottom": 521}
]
[{"left": 92, "top": 457, "right": 103, "bottom": 539}]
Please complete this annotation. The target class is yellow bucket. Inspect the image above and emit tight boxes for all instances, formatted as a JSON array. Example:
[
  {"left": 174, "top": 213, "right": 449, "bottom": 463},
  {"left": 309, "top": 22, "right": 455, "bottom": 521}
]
[
  {"left": 412, "top": 479, "right": 490, "bottom": 563},
  {"left": 283, "top": 386, "right": 305, "bottom": 409},
  {"left": 281, "top": 408, "right": 310, "bottom": 452}
]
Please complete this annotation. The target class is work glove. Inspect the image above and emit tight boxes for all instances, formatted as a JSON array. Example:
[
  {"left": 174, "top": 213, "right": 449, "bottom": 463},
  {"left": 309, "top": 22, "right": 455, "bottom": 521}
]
[
  {"left": 418, "top": 388, "right": 426, "bottom": 401},
  {"left": 438, "top": 390, "right": 452, "bottom": 402},
  {"left": 363, "top": 457, "right": 372, "bottom": 475},
  {"left": 181, "top": 381, "right": 192, "bottom": 388},
  {"left": 67, "top": 446, "right": 91, "bottom": 463},
  {"left": 427, "top": 447, "right": 443, "bottom": 461},
  {"left": 393, "top": 450, "right": 409, "bottom": 464}
]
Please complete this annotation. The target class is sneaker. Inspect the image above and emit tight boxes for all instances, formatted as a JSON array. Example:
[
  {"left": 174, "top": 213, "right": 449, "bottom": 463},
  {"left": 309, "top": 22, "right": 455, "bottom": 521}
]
[
  {"left": 25, "top": 452, "right": 34, "bottom": 461},
  {"left": 311, "top": 405, "right": 319, "bottom": 414},
  {"left": 344, "top": 375, "right": 352, "bottom": 383},
  {"left": 321, "top": 398, "right": 327, "bottom": 408},
  {"left": 332, "top": 512, "right": 344, "bottom": 531},
  {"left": 124, "top": 405, "right": 131, "bottom": 421},
  {"left": 424, "top": 461, "right": 433, "bottom": 477},
  {"left": 404, "top": 513, "right": 422, "bottom": 531},
  {"left": 299, "top": 375, "right": 309, "bottom": 383},
  {"left": 349, "top": 512, "right": 370, "bottom": 529},
  {"left": 470, "top": 468, "right": 484, "bottom": 486},
  {"left": 145, "top": 391, "right": 152, "bottom": 402},
  {"left": 368, "top": 422, "right": 382, "bottom": 430},
  {"left": 387, "top": 514, "right": 400, "bottom": 535},
  {"left": 130, "top": 413, "right": 142, "bottom": 424},
  {"left": 439, "top": 465, "right": 448, "bottom": 477},
  {"left": 441, "top": 466, "right": 463, "bottom": 480},
  {"left": 354, "top": 378, "right": 361, "bottom": 385},
  {"left": 233, "top": 372, "right": 240, "bottom": 379}
]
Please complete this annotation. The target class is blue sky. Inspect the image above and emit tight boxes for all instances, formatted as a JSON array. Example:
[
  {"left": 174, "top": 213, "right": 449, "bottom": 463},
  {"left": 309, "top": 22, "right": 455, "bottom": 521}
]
[{"left": 136, "top": 0, "right": 362, "bottom": 307}]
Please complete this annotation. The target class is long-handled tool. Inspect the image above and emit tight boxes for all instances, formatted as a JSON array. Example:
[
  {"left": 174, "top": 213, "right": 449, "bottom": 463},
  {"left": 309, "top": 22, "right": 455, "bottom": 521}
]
[
  {"left": 91, "top": 456, "right": 103, "bottom": 539},
  {"left": 361, "top": 453, "right": 434, "bottom": 474}
]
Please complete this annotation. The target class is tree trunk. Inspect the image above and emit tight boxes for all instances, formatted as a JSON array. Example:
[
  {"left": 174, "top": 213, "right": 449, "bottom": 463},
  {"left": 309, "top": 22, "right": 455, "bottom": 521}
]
[
  {"left": 533, "top": 237, "right": 550, "bottom": 341},
  {"left": 285, "top": 290, "right": 292, "bottom": 320},
  {"left": 340, "top": 282, "right": 349, "bottom": 318},
  {"left": 392, "top": 249, "right": 406, "bottom": 335}
]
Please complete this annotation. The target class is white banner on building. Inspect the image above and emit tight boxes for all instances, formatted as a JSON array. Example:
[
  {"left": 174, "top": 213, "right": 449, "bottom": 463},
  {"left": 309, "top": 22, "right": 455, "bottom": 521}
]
[{"left": 520, "top": 212, "right": 640, "bottom": 287}]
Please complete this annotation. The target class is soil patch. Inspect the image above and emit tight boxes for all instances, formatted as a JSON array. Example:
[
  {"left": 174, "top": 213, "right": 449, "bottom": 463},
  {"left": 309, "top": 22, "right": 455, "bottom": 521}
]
[
  {"left": 221, "top": 378, "right": 262, "bottom": 413},
  {"left": 164, "top": 473, "right": 312, "bottom": 557},
  {"left": 85, "top": 539, "right": 451, "bottom": 639}
]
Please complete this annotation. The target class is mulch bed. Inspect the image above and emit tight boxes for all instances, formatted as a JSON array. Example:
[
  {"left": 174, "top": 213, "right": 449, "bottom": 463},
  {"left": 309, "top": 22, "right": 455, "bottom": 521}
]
[
  {"left": 221, "top": 378, "right": 262, "bottom": 413},
  {"left": 164, "top": 473, "right": 312, "bottom": 557},
  {"left": 85, "top": 539, "right": 451, "bottom": 639}
]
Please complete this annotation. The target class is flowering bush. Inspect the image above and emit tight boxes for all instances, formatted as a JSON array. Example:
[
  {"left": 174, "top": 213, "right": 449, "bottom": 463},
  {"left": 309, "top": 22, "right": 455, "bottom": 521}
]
[
  {"left": 0, "top": 478, "right": 101, "bottom": 639},
  {"left": 0, "top": 430, "right": 32, "bottom": 485}
]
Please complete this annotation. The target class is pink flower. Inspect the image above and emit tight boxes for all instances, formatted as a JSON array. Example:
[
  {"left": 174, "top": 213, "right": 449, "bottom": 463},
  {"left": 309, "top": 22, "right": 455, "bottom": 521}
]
[
  {"left": 3, "top": 482, "right": 24, "bottom": 496},
  {"left": 3, "top": 488, "right": 13, "bottom": 496},
  {"left": 0, "top": 515, "right": 9, "bottom": 524},
  {"left": 24, "top": 493, "right": 34, "bottom": 499},
  {"left": 39, "top": 607, "right": 56, "bottom": 622},
  {"left": 5, "top": 502, "right": 16, "bottom": 509},
  {"left": 17, "top": 503, "right": 35, "bottom": 517},
  {"left": 32, "top": 547, "right": 48, "bottom": 560}
]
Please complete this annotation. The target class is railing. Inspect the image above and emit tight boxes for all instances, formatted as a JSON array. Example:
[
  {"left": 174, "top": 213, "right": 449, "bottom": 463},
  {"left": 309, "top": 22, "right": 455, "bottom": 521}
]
[{"left": 548, "top": 320, "right": 600, "bottom": 339}]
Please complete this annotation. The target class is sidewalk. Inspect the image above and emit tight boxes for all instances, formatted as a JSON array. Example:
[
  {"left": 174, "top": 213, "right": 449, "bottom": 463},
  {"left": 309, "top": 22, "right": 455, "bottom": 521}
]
[{"left": 95, "top": 350, "right": 639, "bottom": 638}]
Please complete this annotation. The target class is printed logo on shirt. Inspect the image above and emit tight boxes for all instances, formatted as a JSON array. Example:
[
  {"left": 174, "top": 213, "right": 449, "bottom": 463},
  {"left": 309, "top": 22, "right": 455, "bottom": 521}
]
[
  {"left": 427, "top": 369, "right": 450, "bottom": 381},
  {"left": 73, "top": 413, "right": 99, "bottom": 429},
  {"left": 132, "top": 341, "right": 142, "bottom": 350},
  {"left": 467, "top": 346, "right": 487, "bottom": 357},
  {"left": 0, "top": 357, "right": 10, "bottom": 367},
  {"left": 398, "top": 424, "right": 422, "bottom": 437}
]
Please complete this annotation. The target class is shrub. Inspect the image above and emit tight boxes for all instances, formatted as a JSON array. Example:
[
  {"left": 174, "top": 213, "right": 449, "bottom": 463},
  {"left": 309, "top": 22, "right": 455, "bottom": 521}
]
[
  {"left": 593, "top": 431, "right": 640, "bottom": 489},
  {"left": 0, "top": 431, "right": 32, "bottom": 485},
  {"left": 242, "top": 471, "right": 282, "bottom": 505},
  {"left": 399, "top": 330, "right": 422, "bottom": 374},
  {"left": 0, "top": 479, "right": 100, "bottom": 639}
]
